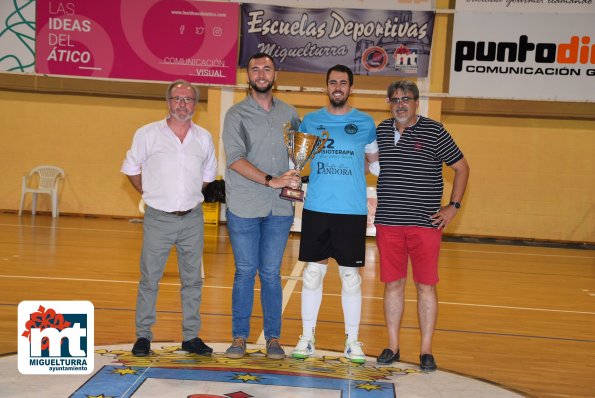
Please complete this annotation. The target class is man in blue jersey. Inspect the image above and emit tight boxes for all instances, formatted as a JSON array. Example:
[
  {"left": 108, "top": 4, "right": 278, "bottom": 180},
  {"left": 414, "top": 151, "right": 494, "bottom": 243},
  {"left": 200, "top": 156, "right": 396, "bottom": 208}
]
[
  {"left": 374, "top": 80, "right": 469, "bottom": 371},
  {"left": 291, "top": 65, "right": 379, "bottom": 364}
]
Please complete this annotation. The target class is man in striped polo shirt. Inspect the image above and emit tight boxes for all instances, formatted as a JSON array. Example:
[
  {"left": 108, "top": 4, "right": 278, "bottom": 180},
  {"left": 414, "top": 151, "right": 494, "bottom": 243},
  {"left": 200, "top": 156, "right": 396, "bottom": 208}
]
[{"left": 374, "top": 81, "right": 470, "bottom": 371}]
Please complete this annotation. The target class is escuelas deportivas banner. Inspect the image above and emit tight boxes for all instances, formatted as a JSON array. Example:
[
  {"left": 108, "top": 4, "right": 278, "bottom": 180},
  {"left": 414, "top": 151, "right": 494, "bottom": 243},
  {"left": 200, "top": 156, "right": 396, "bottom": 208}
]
[{"left": 239, "top": 4, "right": 435, "bottom": 77}]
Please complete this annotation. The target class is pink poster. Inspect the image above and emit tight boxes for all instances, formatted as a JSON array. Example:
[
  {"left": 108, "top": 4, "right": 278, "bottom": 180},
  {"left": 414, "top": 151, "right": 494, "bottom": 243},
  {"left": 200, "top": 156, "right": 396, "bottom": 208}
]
[{"left": 36, "top": 0, "right": 239, "bottom": 85}]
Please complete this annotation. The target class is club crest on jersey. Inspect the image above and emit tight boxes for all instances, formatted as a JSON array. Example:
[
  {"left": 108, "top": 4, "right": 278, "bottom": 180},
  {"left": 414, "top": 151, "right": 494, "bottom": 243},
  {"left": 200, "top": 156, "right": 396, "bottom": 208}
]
[{"left": 345, "top": 124, "right": 358, "bottom": 135}]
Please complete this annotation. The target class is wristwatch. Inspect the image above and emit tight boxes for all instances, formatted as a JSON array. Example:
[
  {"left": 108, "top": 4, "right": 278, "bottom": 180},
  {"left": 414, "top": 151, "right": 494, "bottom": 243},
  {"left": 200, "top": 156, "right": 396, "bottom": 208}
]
[
  {"left": 264, "top": 174, "right": 273, "bottom": 187},
  {"left": 449, "top": 201, "right": 461, "bottom": 209}
]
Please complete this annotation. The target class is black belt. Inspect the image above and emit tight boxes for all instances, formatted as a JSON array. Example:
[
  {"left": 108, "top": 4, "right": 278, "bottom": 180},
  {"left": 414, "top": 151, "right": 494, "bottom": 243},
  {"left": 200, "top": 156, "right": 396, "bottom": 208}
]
[{"left": 165, "top": 209, "right": 192, "bottom": 216}]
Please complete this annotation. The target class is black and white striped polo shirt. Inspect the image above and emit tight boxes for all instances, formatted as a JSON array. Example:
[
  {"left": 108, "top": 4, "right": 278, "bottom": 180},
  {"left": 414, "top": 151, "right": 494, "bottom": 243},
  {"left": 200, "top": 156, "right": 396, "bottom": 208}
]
[{"left": 375, "top": 116, "right": 464, "bottom": 228}]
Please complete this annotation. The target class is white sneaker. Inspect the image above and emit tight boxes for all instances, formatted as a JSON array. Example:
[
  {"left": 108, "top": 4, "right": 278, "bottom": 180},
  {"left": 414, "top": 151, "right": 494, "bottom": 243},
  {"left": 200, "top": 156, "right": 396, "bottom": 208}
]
[
  {"left": 291, "top": 335, "right": 315, "bottom": 359},
  {"left": 344, "top": 340, "right": 366, "bottom": 364}
]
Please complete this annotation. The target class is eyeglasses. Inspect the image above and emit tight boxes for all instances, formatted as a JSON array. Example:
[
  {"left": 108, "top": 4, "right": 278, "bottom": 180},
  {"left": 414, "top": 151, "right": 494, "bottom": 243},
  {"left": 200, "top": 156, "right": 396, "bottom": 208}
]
[
  {"left": 388, "top": 96, "right": 416, "bottom": 104},
  {"left": 169, "top": 96, "right": 196, "bottom": 104}
]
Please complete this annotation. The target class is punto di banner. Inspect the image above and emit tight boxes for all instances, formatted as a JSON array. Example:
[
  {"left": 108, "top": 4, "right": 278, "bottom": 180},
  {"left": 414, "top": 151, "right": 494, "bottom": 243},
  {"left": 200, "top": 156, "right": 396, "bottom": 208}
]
[
  {"left": 239, "top": 4, "right": 435, "bottom": 77},
  {"left": 449, "top": 12, "right": 595, "bottom": 101}
]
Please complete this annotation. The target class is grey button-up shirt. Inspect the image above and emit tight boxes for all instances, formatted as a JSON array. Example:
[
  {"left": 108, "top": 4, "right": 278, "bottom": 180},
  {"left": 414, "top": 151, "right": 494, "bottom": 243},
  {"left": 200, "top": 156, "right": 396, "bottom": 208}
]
[{"left": 223, "top": 95, "right": 300, "bottom": 217}]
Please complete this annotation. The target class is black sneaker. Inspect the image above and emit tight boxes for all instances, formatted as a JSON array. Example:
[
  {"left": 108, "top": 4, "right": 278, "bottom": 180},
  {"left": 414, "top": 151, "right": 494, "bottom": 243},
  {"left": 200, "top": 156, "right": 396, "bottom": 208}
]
[
  {"left": 420, "top": 353, "right": 437, "bottom": 371},
  {"left": 182, "top": 337, "right": 213, "bottom": 355},
  {"left": 132, "top": 337, "right": 151, "bottom": 356}
]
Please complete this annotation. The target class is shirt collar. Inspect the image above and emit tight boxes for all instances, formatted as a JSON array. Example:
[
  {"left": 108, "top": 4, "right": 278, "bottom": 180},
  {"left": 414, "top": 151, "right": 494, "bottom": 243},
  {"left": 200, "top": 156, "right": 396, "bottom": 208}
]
[
  {"left": 393, "top": 115, "right": 421, "bottom": 133},
  {"left": 246, "top": 94, "right": 276, "bottom": 112},
  {"left": 161, "top": 117, "right": 195, "bottom": 138}
]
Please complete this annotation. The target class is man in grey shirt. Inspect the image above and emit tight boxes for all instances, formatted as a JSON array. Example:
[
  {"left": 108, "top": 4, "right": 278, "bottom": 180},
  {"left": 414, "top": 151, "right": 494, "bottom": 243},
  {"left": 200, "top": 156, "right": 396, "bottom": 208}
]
[{"left": 222, "top": 52, "right": 301, "bottom": 359}]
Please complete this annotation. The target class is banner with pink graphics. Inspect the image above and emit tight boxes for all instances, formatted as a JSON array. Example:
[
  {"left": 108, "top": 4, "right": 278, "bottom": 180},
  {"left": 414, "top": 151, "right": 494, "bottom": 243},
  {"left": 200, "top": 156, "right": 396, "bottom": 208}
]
[{"left": 36, "top": 0, "right": 239, "bottom": 85}]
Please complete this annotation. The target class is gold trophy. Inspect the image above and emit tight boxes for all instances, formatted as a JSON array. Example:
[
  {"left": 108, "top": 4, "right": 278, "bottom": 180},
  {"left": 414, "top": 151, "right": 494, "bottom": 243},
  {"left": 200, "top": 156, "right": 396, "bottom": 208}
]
[{"left": 280, "top": 122, "right": 329, "bottom": 202}]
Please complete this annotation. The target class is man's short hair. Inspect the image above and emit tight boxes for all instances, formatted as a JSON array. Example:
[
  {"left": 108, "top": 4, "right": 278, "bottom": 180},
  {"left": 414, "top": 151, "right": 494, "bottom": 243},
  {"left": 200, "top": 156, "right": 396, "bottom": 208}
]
[
  {"left": 387, "top": 80, "right": 419, "bottom": 99},
  {"left": 326, "top": 64, "right": 354, "bottom": 86},
  {"left": 247, "top": 52, "right": 276, "bottom": 70},
  {"left": 166, "top": 80, "right": 199, "bottom": 102}
]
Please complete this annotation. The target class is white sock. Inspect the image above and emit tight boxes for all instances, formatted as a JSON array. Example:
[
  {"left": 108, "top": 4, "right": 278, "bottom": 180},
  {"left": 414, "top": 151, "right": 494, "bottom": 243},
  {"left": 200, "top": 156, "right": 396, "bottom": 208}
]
[
  {"left": 302, "top": 327, "right": 315, "bottom": 339},
  {"left": 346, "top": 332, "right": 359, "bottom": 343},
  {"left": 301, "top": 262, "right": 327, "bottom": 338},
  {"left": 340, "top": 266, "right": 361, "bottom": 343}
]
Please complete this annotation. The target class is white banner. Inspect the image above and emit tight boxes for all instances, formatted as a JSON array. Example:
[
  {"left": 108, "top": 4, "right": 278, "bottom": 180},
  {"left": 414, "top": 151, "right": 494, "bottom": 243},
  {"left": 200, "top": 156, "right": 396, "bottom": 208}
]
[
  {"left": 456, "top": 0, "right": 595, "bottom": 13},
  {"left": 0, "top": 0, "right": 35, "bottom": 72},
  {"left": 449, "top": 12, "right": 595, "bottom": 101}
]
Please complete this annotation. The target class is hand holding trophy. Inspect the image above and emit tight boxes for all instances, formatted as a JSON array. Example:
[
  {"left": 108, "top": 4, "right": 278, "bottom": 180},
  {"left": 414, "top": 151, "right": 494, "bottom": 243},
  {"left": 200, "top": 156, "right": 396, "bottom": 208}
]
[{"left": 280, "top": 122, "right": 329, "bottom": 202}]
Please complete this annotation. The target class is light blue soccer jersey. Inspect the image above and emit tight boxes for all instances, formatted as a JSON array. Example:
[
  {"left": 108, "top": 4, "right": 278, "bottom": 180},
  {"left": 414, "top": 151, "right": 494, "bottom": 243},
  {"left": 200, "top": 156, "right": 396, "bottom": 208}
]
[{"left": 299, "top": 107, "right": 376, "bottom": 215}]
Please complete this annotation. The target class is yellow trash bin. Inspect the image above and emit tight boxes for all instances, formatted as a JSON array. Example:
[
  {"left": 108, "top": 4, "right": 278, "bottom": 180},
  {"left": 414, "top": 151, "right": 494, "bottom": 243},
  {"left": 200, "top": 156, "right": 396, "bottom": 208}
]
[{"left": 203, "top": 202, "right": 220, "bottom": 225}]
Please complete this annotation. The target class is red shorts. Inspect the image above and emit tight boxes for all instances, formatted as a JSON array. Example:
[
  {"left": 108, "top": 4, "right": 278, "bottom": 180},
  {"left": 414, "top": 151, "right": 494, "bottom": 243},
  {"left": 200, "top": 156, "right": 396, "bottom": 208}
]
[{"left": 375, "top": 225, "right": 442, "bottom": 285}]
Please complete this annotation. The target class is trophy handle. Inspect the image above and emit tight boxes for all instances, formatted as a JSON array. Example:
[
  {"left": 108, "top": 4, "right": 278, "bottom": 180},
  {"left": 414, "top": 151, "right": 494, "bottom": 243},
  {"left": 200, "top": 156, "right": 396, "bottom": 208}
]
[
  {"left": 283, "top": 122, "right": 293, "bottom": 153},
  {"left": 312, "top": 131, "right": 330, "bottom": 156}
]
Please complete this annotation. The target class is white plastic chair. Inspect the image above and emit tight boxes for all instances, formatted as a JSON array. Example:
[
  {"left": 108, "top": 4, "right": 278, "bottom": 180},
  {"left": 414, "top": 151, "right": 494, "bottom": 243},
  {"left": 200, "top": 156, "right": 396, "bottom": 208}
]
[
  {"left": 138, "top": 198, "right": 205, "bottom": 279},
  {"left": 18, "top": 165, "right": 65, "bottom": 218}
]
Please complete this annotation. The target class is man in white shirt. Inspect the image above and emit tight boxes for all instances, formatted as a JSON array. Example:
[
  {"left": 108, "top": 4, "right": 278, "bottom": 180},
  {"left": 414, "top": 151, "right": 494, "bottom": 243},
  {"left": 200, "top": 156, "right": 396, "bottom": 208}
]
[{"left": 121, "top": 80, "right": 217, "bottom": 357}]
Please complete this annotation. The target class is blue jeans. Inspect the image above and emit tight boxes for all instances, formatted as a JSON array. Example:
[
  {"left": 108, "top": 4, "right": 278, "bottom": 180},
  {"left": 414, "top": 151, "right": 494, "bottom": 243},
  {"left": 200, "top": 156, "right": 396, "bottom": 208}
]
[{"left": 226, "top": 210, "right": 293, "bottom": 341}]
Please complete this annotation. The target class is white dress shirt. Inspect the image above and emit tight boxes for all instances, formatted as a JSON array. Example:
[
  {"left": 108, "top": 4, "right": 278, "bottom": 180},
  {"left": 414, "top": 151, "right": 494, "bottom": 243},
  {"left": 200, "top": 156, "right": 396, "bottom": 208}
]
[{"left": 121, "top": 118, "right": 217, "bottom": 212}]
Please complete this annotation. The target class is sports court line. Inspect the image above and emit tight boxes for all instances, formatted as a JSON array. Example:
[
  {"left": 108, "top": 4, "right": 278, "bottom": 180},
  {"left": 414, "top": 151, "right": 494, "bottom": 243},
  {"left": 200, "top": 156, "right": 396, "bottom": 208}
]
[
  {"left": 1, "top": 274, "right": 593, "bottom": 316},
  {"left": 0, "top": 223, "right": 142, "bottom": 234},
  {"left": 0, "top": 223, "right": 226, "bottom": 239},
  {"left": 327, "top": 291, "right": 595, "bottom": 316},
  {"left": 440, "top": 247, "right": 594, "bottom": 259},
  {"left": 2, "top": 222, "right": 592, "bottom": 259},
  {"left": 425, "top": 326, "right": 595, "bottom": 343},
  {"left": 1, "top": 303, "right": 591, "bottom": 345},
  {"left": 280, "top": 316, "right": 595, "bottom": 344},
  {"left": 0, "top": 274, "right": 231, "bottom": 289}
]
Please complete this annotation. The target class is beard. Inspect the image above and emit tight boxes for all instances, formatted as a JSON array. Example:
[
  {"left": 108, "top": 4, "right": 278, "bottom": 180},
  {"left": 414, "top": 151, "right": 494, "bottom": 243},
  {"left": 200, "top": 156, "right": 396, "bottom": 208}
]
[
  {"left": 393, "top": 109, "right": 414, "bottom": 125},
  {"left": 170, "top": 108, "right": 194, "bottom": 122},
  {"left": 329, "top": 91, "right": 349, "bottom": 108},
  {"left": 249, "top": 79, "right": 274, "bottom": 93}
]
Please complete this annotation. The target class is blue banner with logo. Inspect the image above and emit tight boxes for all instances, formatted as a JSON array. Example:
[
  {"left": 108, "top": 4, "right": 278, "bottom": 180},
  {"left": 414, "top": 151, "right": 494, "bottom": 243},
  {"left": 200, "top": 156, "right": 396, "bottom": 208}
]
[{"left": 239, "top": 4, "right": 435, "bottom": 77}]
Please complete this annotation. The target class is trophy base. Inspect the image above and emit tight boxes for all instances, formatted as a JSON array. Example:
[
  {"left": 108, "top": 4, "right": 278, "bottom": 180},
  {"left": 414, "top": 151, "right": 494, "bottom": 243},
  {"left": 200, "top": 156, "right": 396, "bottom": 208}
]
[{"left": 279, "top": 187, "right": 304, "bottom": 202}]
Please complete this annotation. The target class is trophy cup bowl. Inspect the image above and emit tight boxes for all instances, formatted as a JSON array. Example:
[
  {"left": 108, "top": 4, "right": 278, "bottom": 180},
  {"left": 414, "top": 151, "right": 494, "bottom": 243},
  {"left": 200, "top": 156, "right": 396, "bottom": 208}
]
[{"left": 280, "top": 122, "right": 329, "bottom": 202}]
